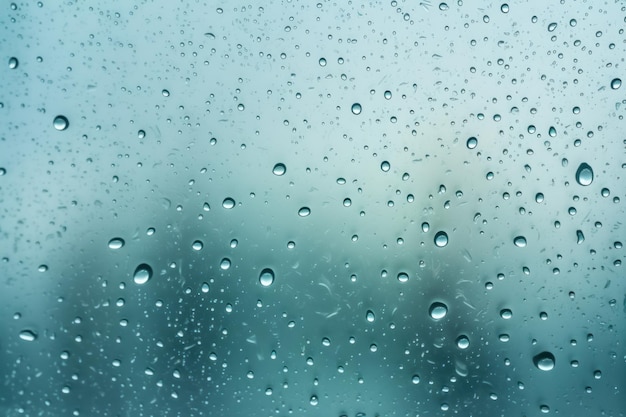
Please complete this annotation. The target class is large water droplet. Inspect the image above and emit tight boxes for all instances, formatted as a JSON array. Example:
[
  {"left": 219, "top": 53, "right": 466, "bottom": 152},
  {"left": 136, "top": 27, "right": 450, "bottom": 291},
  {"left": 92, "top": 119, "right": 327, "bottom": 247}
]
[
  {"left": 547, "top": 22, "right": 557, "bottom": 32},
  {"left": 500, "top": 309, "right": 512, "bottom": 319},
  {"left": 222, "top": 197, "right": 235, "bottom": 209},
  {"left": 8, "top": 57, "right": 18, "bottom": 69},
  {"left": 610, "top": 78, "right": 622, "bottom": 90},
  {"left": 133, "top": 263, "right": 153, "bottom": 285},
  {"left": 351, "top": 103, "right": 362, "bottom": 115},
  {"left": 533, "top": 351, "right": 555, "bottom": 371},
  {"left": 19, "top": 330, "right": 37, "bottom": 342},
  {"left": 298, "top": 207, "right": 311, "bottom": 217},
  {"left": 466, "top": 137, "right": 478, "bottom": 149},
  {"left": 192, "top": 240, "right": 203, "bottom": 251},
  {"left": 53, "top": 115, "right": 69, "bottom": 131},
  {"left": 575, "top": 163, "right": 593, "bottom": 186},
  {"left": 106, "top": 237, "right": 124, "bottom": 250},
  {"left": 397, "top": 272, "right": 409, "bottom": 283},
  {"left": 513, "top": 236, "right": 527, "bottom": 247},
  {"left": 380, "top": 161, "right": 390, "bottom": 172},
  {"left": 429, "top": 301, "right": 448, "bottom": 320},
  {"left": 434, "top": 231, "right": 449, "bottom": 247},
  {"left": 456, "top": 335, "right": 470, "bottom": 349},
  {"left": 220, "top": 258, "right": 231, "bottom": 270},
  {"left": 259, "top": 268, "right": 275, "bottom": 287},
  {"left": 366, "top": 310, "right": 375, "bottom": 323},
  {"left": 272, "top": 163, "right": 286, "bottom": 176},
  {"left": 576, "top": 230, "right": 585, "bottom": 244}
]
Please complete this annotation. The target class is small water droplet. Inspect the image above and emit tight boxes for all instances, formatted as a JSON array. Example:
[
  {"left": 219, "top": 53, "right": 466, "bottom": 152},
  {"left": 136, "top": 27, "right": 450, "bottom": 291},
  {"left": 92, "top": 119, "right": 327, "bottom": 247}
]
[
  {"left": 220, "top": 258, "right": 231, "bottom": 270},
  {"left": 535, "top": 193, "right": 544, "bottom": 203},
  {"left": 53, "top": 115, "right": 69, "bottom": 131},
  {"left": 380, "top": 161, "right": 391, "bottom": 172},
  {"left": 466, "top": 137, "right": 478, "bottom": 149},
  {"left": 610, "top": 78, "right": 622, "bottom": 90},
  {"left": 548, "top": 126, "right": 557, "bottom": 137},
  {"left": 108, "top": 238, "right": 125, "bottom": 250},
  {"left": 533, "top": 351, "right": 555, "bottom": 371},
  {"left": 272, "top": 163, "right": 286, "bottom": 176},
  {"left": 456, "top": 335, "right": 470, "bottom": 349},
  {"left": 513, "top": 236, "right": 527, "bottom": 247},
  {"left": 384, "top": 90, "right": 392, "bottom": 99},
  {"left": 298, "top": 207, "right": 311, "bottom": 217},
  {"left": 366, "top": 310, "right": 375, "bottom": 323},
  {"left": 259, "top": 268, "right": 275, "bottom": 287},
  {"left": 397, "top": 272, "right": 409, "bottom": 283},
  {"left": 429, "top": 301, "right": 448, "bottom": 320},
  {"left": 576, "top": 230, "right": 585, "bottom": 244},
  {"left": 162, "top": 89, "right": 170, "bottom": 97},
  {"left": 351, "top": 103, "right": 362, "bottom": 115},
  {"left": 133, "top": 263, "right": 153, "bottom": 285},
  {"left": 439, "top": 2, "right": 449, "bottom": 11},
  {"left": 137, "top": 129, "right": 146, "bottom": 139},
  {"left": 222, "top": 197, "right": 235, "bottom": 209},
  {"left": 500, "top": 3, "right": 509, "bottom": 13},
  {"left": 548, "top": 22, "right": 557, "bottom": 32},
  {"left": 434, "top": 231, "right": 448, "bottom": 247},
  {"left": 318, "top": 57, "right": 327, "bottom": 67},
  {"left": 19, "top": 330, "right": 37, "bottom": 342},
  {"left": 575, "top": 163, "right": 593, "bottom": 186},
  {"left": 8, "top": 57, "right": 18, "bottom": 69},
  {"left": 192, "top": 240, "right": 203, "bottom": 251}
]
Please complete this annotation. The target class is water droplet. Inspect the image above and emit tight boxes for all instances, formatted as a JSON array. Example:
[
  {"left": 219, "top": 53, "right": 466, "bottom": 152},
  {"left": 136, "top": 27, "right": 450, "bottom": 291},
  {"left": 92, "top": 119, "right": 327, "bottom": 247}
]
[
  {"left": 380, "top": 161, "right": 390, "bottom": 172},
  {"left": 53, "top": 115, "right": 69, "bottom": 131},
  {"left": 500, "top": 309, "right": 512, "bottom": 319},
  {"left": 540, "top": 404, "right": 550, "bottom": 414},
  {"left": 318, "top": 57, "right": 327, "bottom": 67},
  {"left": 108, "top": 238, "right": 125, "bottom": 250},
  {"left": 366, "top": 310, "right": 375, "bottom": 323},
  {"left": 220, "top": 258, "right": 231, "bottom": 270},
  {"left": 533, "top": 351, "right": 555, "bottom": 371},
  {"left": 162, "top": 89, "right": 170, "bottom": 97},
  {"left": 272, "top": 163, "right": 286, "bottom": 176},
  {"left": 429, "top": 301, "right": 448, "bottom": 320},
  {"left": 310, "top": 395, "right": 318, "bottom": 406},
  {"left": 397, "top": 272, "right": 409, "bottom": 283},
  {"left": 439, "top": 2, "right": 449, "bottom": 11},
  {"left": 513, "top": 236, "right": 527, "bottom": 247},
  {"left": 137, "top": 129, "right": 146, "bottom": 139},
  {"left": 192, "top": 240, "right": 203, "bottom": 251},
  {"left": 434, "top": 231, "right": 448, "bottom": 247},
  {"left": 133, "top": 263, "right": 153, "bottom": 285},
  {"left": 8, "top": 57, "right": 18, "bottom": 69},
  {"left": 259, "top": 268, "right": 275, "bottom": 287},
  {"left": 351, "top": 103, "right": 362, "bottom": 115},
  {"left": 547, "top": 22, "right": 557, "bottom": 32},
  {"left": 383, "top": 90, "right": 392, "bottom": 99},
  {"left": 575, "top": 163, "right": 593, "bottom": 186},
  {"left": 456, "top": 335, "right": 470, "bottom": 349},
  {"left": 610, "top": 78, "right": 622, "bottom": 90},
  {"left": 19, "top": 330, "right": 37, "bottom": 342},
  {"left": 535, "top": 193, "right": 544, "bottom": 203},
  {"left": 411, "top": 375, "right": 420, "bottom": 384},
  {"left": 222, "top": 197, "right": 235, "bottom": 209},
  {"left": 298, "top": 207, "right": 311, "bottom": 217},
  {"left": 548, "top": 126, "right": 557, "bottom": 137},
  {"left": 500, "top": 3, "right": 509, "bottom": 13},
  {"left": 421, "top": 222, "right": 430, "bottom": 232},
  {"left": 466, "top": 137, "right": 478, "bottom": 149},
  {"left": 576, "top": 230, "right": 585, "bottom": 244},
  {"left": 201, "top": 282, "right": 210, "bottom": 293}
]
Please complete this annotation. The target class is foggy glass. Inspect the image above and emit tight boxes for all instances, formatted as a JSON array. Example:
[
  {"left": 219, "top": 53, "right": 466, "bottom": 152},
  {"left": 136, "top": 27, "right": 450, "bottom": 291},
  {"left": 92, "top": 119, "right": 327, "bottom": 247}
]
[{"left": 1, "top": 1, "right": 625, "bottom": 416}]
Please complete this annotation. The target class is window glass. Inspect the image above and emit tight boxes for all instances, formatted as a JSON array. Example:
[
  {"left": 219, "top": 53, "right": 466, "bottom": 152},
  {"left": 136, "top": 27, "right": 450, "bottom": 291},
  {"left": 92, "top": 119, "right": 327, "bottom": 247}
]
[{"left": 1, "top": 1, "right": 624, "bottom": 416}]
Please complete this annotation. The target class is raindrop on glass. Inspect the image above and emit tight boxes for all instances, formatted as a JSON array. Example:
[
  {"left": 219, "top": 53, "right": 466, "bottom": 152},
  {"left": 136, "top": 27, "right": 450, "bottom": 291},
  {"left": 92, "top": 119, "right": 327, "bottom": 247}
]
[
  {"left": 456, "top": 335, "right": 470, "bottom": 349},
  {"left": 466, "top": 137, "right": 478, "bottom": 149},
  {"left": 8, "top": 57, "right": 18, "bottom": 69},
  {"left": 222, "top": 197, "right": 235, "bottom": 209},
  {"left": 192, "top": 240, "right": 203, "bottom": 251},
  {"left": 533, "top": 351, "right": 556, "bottom": 371},
  {"left": 272, "top": 163, "right": 286, "bottom": 176},
  {"left": 19, "top": 330, "right": 37, "bottom": 342},
  {"left": 513, "top": 236, "right": 527, "bottom": 247},
  {"left": 298, "top": 207, "right": 311, "bottom": 217},
  {"left": 108, "top": 238, "right": 125, "bottom": 250},
  {"left": 397, "top": 272, "right": 409, "bottom": 283},
  {"left": 610, "top": 78, "right": 621, "bottom": 90},
  {"left": 366, "top": 310, "right": 375, "bottom": 323},
  {"left": 575, "top": 163, "right": 593, "bottom": 186},
  {"left": 351, "top": 103, "right": 362, "bottom": 115},
  {"left": 429, "top": 301, "right": 448, "bottom": 320},
  {"left": 380, "top": 161, "right": 391, "bottom": 172},
  {"left": 259, "top": 268, "right": 275, "bottom": 287},
  {"left": 434, "top": 231, "right": 449, "bottom": 247},
  {"left": 133, "top": 263, "right": 153, "bottom": 285},
  {"left": 500, "top": 309, "right": 512, "bottom": 319},
  {"left": 53, "top": 115, "right": 69, "bottom": 131},
  {"left": 220, "top": 258, "right": 231, "bottom": 270}
]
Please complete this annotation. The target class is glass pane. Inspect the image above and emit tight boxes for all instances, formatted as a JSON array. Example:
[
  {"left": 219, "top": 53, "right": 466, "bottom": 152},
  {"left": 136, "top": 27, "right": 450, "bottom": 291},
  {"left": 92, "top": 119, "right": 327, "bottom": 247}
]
[{"left": 1, "top": 1, "right": 624, "bottom": 416}]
